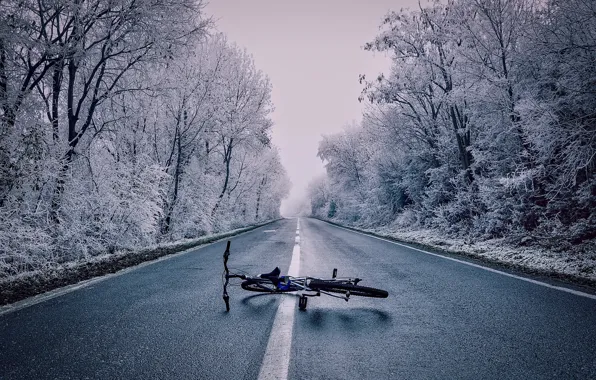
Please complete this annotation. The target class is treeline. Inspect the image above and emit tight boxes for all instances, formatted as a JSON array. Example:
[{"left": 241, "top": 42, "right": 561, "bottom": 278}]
[
  {"left": 0, "top": 0, "right": 289, "bottom": 278},
  {"left": 309, "top": 0, "right": 595, "bottom": 246}
]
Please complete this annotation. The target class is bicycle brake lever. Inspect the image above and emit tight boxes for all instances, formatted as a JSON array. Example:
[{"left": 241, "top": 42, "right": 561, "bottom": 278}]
[{"left": 223, "top": 241, "right": 231, "bottom": 273}]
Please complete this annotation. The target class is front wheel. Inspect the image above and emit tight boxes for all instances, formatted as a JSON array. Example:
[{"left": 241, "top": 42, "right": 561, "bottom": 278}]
[
  {"left": 241, "top": 279, "right": 300, "bottom": 293},
  {"left": 308, "top": 280, "right": 388, "bottom": 298}
]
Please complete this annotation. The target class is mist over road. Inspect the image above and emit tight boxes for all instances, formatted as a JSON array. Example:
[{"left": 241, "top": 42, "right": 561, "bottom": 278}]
[{"left": 2, "top": 218, "right": 595, "bottom": 379}]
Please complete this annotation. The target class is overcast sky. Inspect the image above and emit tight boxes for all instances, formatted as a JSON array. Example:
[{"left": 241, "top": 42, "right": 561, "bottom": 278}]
[{"left": 204, "top": 0, "right": 420, "bottom": 213}]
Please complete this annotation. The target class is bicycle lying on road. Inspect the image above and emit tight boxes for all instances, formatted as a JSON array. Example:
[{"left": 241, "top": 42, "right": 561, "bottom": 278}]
[{"left": 222, "top": 241, "right": 388, "bottom": 311}]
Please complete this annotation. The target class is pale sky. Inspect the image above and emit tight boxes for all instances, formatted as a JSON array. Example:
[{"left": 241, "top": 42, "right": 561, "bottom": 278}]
[{"left": 204, "top": 0, "right": 420, "bottom": 213}]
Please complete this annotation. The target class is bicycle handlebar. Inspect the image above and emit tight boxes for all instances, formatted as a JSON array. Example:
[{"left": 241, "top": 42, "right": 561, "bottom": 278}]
[
  {"left": 223, "top": 241, "right": 231, "bottom": 311},
  {"left": 223, "top": 241, "right": 247, "bottom": 311}
]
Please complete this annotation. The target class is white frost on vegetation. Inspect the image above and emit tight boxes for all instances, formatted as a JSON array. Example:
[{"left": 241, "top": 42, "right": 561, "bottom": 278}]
[
  {"left": 352, "top": 224, "right": 596, "bottom": 283},
  {"left": 308, "top": 0, "right": 596, "bottom": 283}
]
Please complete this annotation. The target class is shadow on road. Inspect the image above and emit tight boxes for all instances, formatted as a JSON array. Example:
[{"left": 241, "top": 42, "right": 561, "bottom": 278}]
[
  {"left": 220, "top": 292, "right": 303, "bottom": 316},
  {"left": 218, "top": 293, "right": 279, "bottom": 316},
  {"left": 238, "top": 293, "right": 282, "bottom": 313},
  {"left": 298, "top": 307, "right": 392, "bottom": 331}
]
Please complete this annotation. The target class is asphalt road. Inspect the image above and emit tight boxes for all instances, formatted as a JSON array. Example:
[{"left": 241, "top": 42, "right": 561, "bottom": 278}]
[{"left": 1, "top": 218, "right": 596, "bottom": 379}]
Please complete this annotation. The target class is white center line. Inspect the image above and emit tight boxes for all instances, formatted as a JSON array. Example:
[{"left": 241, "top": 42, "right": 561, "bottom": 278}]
[{"left": 258, "top": 219, "right": 300, "bottom": 380}]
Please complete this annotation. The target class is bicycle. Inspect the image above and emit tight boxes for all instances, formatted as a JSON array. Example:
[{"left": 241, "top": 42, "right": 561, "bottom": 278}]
[{"left": 222, "top": 241, "right": 389, "bottom": 311}]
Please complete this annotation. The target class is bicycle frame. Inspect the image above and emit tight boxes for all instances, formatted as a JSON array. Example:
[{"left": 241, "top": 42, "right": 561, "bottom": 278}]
[
  {"left": 223, "top": 241, "right": 361, "bottom": 311},
  {"left": 239, "top": 274, "right": 361, "bottom": 299},
  {"left": 223, "top": 241, "right": 389, "bottom": 311}
]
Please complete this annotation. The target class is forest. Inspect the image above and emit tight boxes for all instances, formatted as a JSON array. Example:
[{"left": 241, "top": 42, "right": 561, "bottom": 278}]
[
  {"left": 0, "top": 0, "right": 290, "bottom": 280},
  {"left": 309, "top": 0, "right": 595, "bottom": 252}
]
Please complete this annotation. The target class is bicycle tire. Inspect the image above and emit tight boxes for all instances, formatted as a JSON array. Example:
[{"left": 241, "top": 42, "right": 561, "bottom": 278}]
[
  {"left": 308, "top": 280, "right": 388, "bottom": 298},
  {"left": 241, "top": 279, "right": 300, "bottom": 293}
]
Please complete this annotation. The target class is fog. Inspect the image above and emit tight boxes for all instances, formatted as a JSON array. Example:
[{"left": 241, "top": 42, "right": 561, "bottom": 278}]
[{"left": 204, "top": 0, "right": 420, "bottom": 215}]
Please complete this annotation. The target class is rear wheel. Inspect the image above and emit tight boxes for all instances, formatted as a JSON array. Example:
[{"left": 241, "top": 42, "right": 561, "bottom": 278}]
[{"left": 308, "top": 280, "right": 388, "bottom": 298}]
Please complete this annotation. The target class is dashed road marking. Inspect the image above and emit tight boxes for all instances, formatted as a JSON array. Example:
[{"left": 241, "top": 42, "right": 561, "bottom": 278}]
[{"left": 258, "top": 218, "right": 300, "bottom": 380}]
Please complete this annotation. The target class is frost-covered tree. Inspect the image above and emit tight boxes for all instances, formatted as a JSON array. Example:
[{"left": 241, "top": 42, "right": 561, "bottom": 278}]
[
  {"left": 307, "top": 174, "right": 331, "bottom": 218},
  {"left": 311, "top": 0, "right": 595, "bottom": 246},
  {"left": 0, "top": 2, "right": 290, "bottom": 280}
]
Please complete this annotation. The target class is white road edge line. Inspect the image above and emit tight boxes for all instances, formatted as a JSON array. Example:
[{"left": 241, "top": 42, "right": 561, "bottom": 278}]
[
  {"left": 0, "top": 224, "right": 275, "bottom": 316},
  {"left": 321, "top": 220, "right": 596, "bottom": 301},
  {"left": 258, "top": 219, "right": 300, "bottom": 380}
]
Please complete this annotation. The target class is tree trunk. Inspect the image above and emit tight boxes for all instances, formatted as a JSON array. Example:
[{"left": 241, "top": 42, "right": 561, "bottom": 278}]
[
  {"left": 162, "top": 111, "right": 186, "bottom": 235},
  {"left": 449, "top": 105, "right": 474, "bottom": 184},
  {"left": 211, "top": 138, "right": 233, "bottom": 218},
  {"left": 255, "top": 177, "right": 266, "bottom": 220},
  {"left": 51, "top": 60, "right": 64, "bottom": 142},
  {"left": 50, "top": 49, "right": 80, "bottom": 222}
]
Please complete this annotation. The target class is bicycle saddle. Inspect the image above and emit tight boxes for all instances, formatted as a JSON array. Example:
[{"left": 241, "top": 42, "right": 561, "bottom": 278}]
[{"left": 260, "top": 267, "right": 281, "bottom": 283}]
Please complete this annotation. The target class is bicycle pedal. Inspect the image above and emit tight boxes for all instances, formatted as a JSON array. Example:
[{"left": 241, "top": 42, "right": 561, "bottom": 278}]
[{"left": 299, "top": 295, "right": 308, "bottom": 310}]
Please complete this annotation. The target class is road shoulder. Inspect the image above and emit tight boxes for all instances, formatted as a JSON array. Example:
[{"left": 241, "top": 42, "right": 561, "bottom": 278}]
[
  {"left": 313, "top": 217, "right": 596, "bottom": 294},
  {"left": 0, "top": 219, "right": 282, "bottom": 307}
]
